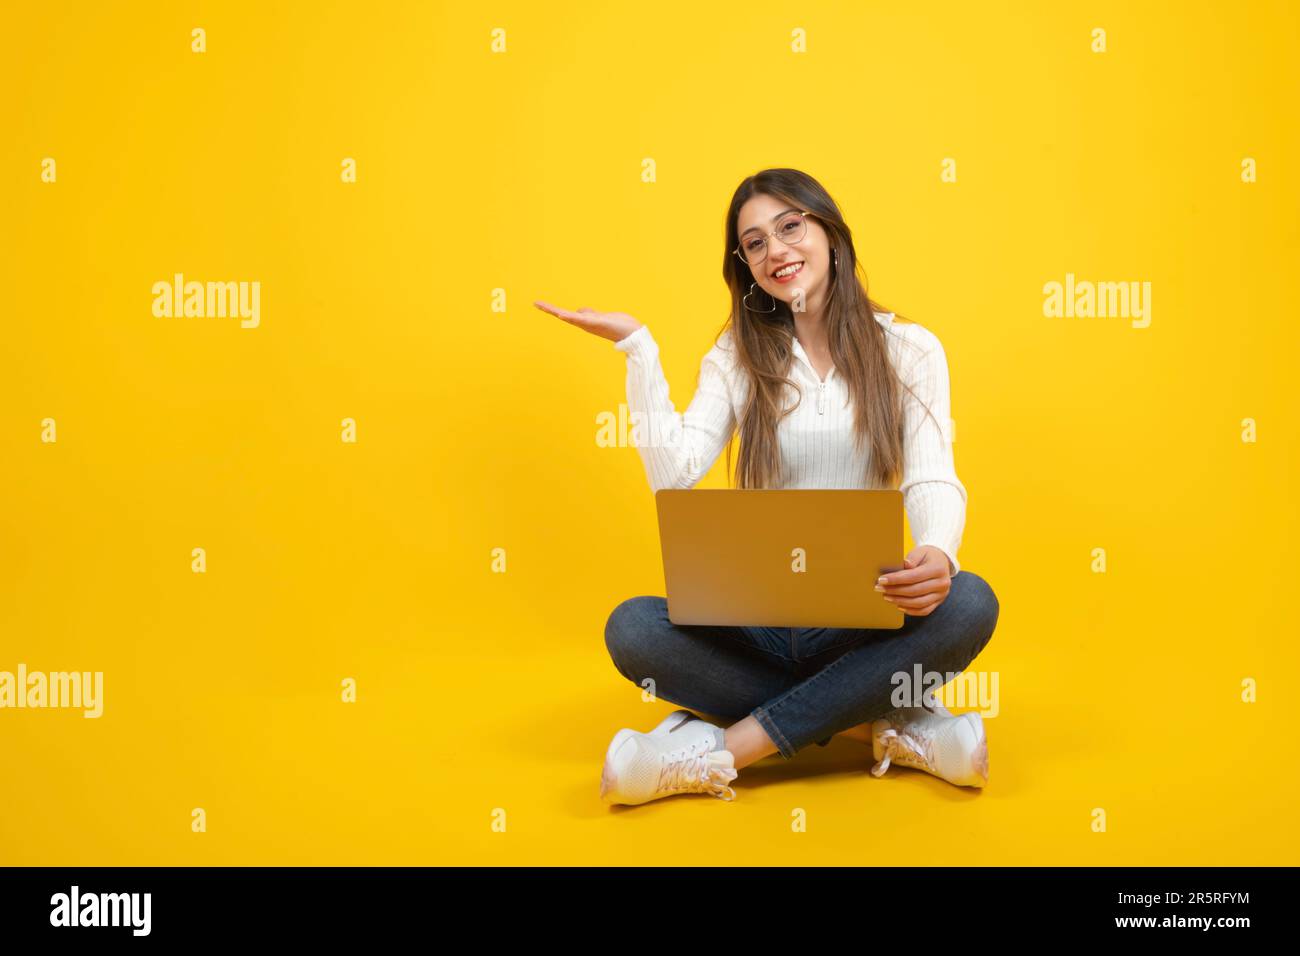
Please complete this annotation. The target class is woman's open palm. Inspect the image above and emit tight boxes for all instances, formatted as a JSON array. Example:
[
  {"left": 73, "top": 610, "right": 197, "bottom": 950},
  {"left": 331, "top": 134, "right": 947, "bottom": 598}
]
[{"left": 533, "top": 300, "right": 643, "bottom": 344}]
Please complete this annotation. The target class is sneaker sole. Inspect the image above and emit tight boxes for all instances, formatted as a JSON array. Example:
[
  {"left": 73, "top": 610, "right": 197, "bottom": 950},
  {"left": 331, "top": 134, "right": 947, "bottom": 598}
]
[
  {"left": 600, "top": 728, "right": 637, "bottom": 801},
  {"left": 964, "top": 712, "right": 989, "bottom": 787}
]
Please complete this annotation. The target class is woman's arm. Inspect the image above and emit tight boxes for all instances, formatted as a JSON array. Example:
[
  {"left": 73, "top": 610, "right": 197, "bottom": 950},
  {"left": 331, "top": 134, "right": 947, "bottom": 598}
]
[
  {"left": 531, "top": 300, "right": 735, "bottom": 490},
  {"left": 898, "top": 335, "right": 968, "bottom": 576},
  {"left": 613, "top": 325, "right": 737, "bottom": 492}
]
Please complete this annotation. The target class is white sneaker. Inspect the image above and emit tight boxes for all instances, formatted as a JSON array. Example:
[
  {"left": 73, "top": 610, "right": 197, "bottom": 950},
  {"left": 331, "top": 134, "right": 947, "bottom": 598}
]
[
  {"left": 870, "top": 708, "right": 988, "bottom": 788},
  {"left": 604, "top": 708, "right": 724, "bottom": 755},
  {"left": 600, "top": 717, "right": 738, "bottom": 806},
  {"left": 649, "top": 709, "right": 714, "bottom": 737}
]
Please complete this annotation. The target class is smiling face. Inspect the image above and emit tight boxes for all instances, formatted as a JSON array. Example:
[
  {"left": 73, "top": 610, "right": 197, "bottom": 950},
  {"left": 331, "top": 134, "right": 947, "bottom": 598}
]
[{"left": 736, "top": 193, "right": 833, "bottom": 307}]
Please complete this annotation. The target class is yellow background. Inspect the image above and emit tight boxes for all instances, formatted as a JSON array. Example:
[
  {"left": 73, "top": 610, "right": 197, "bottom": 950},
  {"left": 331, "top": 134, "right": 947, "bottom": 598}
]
[{"left": 2, "top": 0, "right": 1297, "bottom": 865}]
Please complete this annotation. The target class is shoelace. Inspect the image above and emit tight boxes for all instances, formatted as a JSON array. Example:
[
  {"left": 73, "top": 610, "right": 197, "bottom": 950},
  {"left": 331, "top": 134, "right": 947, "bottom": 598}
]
[
  {"left": 658, "top": 743, "right": 738, "bottom": 801},
  {"left": 870, "top": 725, "right": 936, "bottom": 778}
]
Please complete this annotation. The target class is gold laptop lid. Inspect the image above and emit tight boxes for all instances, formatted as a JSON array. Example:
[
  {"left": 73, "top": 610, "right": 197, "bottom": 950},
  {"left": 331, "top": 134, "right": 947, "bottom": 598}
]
[{"left": 655, "top": 489, "right": 905, "bottom": 629}]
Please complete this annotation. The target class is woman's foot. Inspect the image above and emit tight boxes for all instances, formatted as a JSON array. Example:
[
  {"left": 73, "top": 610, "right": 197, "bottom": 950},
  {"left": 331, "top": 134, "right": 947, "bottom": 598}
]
[
  {"left": 600, "top": 715, "right": 737, "bottom": 805},
  {"left": 870, "top": 708, "right": 988, "bottom": 788}
]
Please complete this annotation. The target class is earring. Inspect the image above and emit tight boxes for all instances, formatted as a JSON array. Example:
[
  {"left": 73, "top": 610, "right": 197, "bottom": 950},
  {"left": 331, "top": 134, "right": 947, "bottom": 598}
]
[
  {"left": 832, "top": 249, "right": 839, "bottom": 271},
  {"left": 743, "top": 282, "right": 776, "bottom": 314}
]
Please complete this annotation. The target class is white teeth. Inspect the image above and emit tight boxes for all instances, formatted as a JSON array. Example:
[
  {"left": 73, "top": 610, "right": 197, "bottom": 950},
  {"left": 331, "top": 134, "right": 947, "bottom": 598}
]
[{"left": 774, "top": 262, "right": 803, "bottom": 278}]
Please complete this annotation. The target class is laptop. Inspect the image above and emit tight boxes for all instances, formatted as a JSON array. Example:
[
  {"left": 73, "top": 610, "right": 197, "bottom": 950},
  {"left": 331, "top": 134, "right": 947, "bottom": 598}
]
[{"left": 655, "top": 488, "right": 906, "bottom": 629}]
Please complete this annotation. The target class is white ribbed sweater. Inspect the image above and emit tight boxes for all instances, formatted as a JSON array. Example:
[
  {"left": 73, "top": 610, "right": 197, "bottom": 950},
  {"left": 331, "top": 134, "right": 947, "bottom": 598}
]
[{"left": 612, "top": 310, "right": 968, "bottom": 576}]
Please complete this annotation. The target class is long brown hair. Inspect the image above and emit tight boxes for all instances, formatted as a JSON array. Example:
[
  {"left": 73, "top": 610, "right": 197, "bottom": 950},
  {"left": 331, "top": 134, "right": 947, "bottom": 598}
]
[{"left": 716, "top": 168, "right": 940, "bottom": 490}]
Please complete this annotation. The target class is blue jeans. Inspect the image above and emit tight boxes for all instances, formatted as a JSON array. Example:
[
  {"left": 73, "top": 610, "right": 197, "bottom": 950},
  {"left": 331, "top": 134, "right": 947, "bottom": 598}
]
[{"left": 604, "top": 570, "right": 1000, "bottom": 759}]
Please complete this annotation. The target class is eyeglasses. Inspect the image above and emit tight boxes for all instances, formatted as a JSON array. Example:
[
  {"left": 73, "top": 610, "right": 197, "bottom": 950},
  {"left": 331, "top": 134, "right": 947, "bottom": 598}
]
[{"left": 734, "top": 211, "right": 810, "bottom": 266}]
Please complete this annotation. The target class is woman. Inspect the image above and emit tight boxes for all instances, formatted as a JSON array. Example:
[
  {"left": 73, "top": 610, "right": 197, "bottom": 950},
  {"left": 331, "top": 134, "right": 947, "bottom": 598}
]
[{"left": 533, "top": 168, "right": 1000, "bottom": 806}]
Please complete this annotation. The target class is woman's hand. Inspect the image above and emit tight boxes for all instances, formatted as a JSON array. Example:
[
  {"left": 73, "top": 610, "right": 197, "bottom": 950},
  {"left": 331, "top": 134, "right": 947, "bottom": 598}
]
[
  {"left": 533, "top": 300, "right": 644, "bottom": 344},
  {"left": 875, "top": 546, "right": 953, "bottom": 616}
]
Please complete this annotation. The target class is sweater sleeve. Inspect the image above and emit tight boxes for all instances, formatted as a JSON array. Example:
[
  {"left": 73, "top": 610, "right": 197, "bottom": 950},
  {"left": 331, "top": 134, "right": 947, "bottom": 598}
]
[
  {"left": 612, "top": 324, "right": 737, "bottom": 491},
  {"left": 898, "top": 337, "right": 968, "bottom": 576}
]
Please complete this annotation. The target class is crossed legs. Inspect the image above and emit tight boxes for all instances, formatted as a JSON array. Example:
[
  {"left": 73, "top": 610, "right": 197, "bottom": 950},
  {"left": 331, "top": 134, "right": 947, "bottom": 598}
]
[{"left": 604, "top": 570, "right": 1000, "bottom": 768}]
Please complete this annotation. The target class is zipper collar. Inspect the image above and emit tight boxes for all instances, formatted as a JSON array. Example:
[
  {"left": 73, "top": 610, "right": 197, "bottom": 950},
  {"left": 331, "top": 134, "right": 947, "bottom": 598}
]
[
  {"left": 790, "top": 334, "right": 835, "bottom": 385},
  {"left": 788, "top": 311, "right": 895, "bottom": 385}
]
